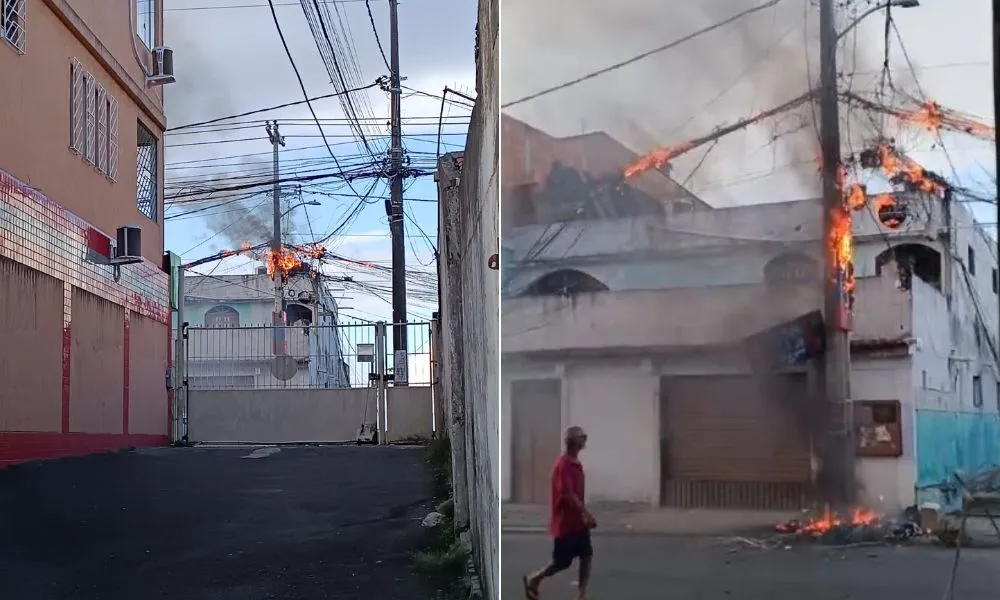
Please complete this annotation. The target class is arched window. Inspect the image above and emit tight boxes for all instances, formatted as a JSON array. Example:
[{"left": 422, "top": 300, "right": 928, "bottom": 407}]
[
  {"left": 875, "top": 243, "right": 942, "bottom": 290},
  {"left": 520, "top": 269, "right": 609, "bottom": 297},
  {"left": 204, "top": 305, "right": 239, "bottom": 328},
  {"left": 764, "top": 252, "right": 819, "bottom": 285}
]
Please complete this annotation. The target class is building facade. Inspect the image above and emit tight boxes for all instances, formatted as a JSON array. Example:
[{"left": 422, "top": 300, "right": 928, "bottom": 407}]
[
  {"left": 0, "top": 0, "right": 172, "bottom": 466},
  {"left": 183, "top": 270, "right": 351, "bottom": 390},
  {"left": 501, "top": 120, "right": 999, "bottom": 514}
]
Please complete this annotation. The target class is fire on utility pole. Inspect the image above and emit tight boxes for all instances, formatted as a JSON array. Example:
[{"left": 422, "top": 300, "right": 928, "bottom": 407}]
[
  {"left": 818, "top": 0, "right": 856, "bottom": 508},
  {"left": 266, "top": 120, "right": 287, "bottom": 355},
  {"left": 387, "top": 0, "right": 409, "bottom": 384}
]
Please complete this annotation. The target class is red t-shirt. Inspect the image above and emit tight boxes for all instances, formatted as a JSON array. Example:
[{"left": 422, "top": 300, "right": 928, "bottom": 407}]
[{"left": 549, "top": 453, "right": 586, "bottom": 538}]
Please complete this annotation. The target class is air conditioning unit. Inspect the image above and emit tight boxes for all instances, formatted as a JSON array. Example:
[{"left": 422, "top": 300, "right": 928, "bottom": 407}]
[
  {"left": 111, "top": 225, "right": 142, "bottom": 265},
  {"left": 147, "top": 46, "right": 176, "bottom": 86}
]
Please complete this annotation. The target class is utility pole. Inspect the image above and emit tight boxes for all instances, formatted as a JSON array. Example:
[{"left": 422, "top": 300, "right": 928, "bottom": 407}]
[
  {"left": 387, "top": 0, "right": 409, "bottom": 383},
  {"left": 818, "top": 0, "right": 855, "bottom": 508},
  {"left": 266, "top": 120, "right": 287, "bottom": 353}
]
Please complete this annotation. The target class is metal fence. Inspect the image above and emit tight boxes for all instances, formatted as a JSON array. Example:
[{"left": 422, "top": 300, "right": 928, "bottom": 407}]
[
  {"left": 385, "top": 322, "right": 434, "bottom": 386},
  {"left": 185, "top": 321, "right": 433, "bottom": 390}
]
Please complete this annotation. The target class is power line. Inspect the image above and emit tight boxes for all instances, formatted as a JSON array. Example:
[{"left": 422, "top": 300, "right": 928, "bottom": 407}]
[
  {"left": 365, "top": 0, "right": 391, "bottom": 71},
  {"left": 164, "top": 0, "right": 366, "bottom": 12},
  {"left": 166, "top": 82, "right": 380, "bottom": 132},
  {"left": 501, "top": 0, "right": 783, "bottom": 108}
]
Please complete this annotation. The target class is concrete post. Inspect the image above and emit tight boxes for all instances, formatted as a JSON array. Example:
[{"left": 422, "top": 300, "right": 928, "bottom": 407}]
[
  {"left": 443, "top": 179, "right": 470, "bottom": 528},
  {"left": 430, "top": 315, "right": 446, "bottom": 437}
]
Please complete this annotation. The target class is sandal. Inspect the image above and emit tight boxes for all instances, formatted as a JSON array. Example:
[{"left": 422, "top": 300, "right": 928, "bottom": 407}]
[{"left": 523, "top": 575, "right": 539, "bottom": 600}]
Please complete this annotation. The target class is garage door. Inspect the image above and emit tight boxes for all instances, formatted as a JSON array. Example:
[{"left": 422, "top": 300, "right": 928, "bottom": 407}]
[{"left": 659, "top": 374, "right": 813, "bottom": 510}]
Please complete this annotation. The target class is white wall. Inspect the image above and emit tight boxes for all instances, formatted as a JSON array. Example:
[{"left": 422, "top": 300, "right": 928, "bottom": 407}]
[
  {"left": 563, "top": 361, "right": 660, "bottom": 505},
  {"left": 851, "top": 357, "right": 916, "bottom": 511}
]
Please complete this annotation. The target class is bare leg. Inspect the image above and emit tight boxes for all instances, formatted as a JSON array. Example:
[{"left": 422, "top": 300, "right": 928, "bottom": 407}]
[
  {"left": 526, "top": 563, "right": 566, "bottom": 597},
  {"left": 576, "top": 556, "right": 592, "bottom": 599}
]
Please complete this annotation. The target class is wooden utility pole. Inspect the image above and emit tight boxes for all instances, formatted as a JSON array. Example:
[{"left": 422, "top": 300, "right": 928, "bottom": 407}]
[{"left": 818, "top": 0, "right": 855, "bottom": 507}]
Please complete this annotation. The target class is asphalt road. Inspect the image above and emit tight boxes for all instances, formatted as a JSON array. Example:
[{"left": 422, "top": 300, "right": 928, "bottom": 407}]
[
  {"left": 0, "top": 445, "right": 445, "bottom": 600},
  {"left": 503, "top": 532, "right": 1000, "bottom": 600}
]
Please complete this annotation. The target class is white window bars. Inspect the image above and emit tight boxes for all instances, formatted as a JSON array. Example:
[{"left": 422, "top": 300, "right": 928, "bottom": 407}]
[
  {"left": 136, "top": 121, "right": 158, "bottom": 221},
  {"left": 1, "top": 0, "right": 25, "bottom": 54},
  {"left": 69, "top": 58, "right": 119, "bottom": 181}
]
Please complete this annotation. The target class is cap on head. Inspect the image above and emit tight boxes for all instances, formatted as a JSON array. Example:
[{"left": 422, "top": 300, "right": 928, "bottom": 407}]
[{"left": 565, "top": 426, "right": 587, "bottom": 444}]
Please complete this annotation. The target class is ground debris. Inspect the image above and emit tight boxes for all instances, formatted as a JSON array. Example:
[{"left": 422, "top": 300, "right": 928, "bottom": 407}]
[{"left": 772, "top": 505, "right": 925, "bottom": 547}]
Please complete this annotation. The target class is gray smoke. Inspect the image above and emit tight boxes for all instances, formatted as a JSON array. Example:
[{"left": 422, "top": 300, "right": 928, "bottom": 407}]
[
  {"left": 173, "top": 156, "right": 275, "bottom": 252},
  {"left": 503, "top": 0, "right": 891, "bottom": 204},
  {"left": 164, "top": 18, "right": 274, "bottom": 252}
]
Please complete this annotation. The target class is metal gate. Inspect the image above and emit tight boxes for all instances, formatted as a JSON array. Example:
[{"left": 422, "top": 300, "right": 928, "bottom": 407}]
[{"left": 172, "top": 321, "right": 436, "bottom": 444}]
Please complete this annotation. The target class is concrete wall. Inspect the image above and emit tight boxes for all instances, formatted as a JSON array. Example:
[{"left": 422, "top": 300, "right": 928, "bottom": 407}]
[
  {"left": 851, "top": 356, "right": 916, "bottom": 511},
  {"left": 504, "top": 191, "right": 954, "bottom": 296},
  {"left": 504, "top": 273, "right": 912, "bottom": 355},
  {"left": 0, "top": 168, "right": 170, "bottom": 467},
  {"left": 911, "top": 266, "right": 1000, "bottom": 509},
  {"left": 503, "top": 353, "right": 921, "bottom": 510},
  {"left": 187, "top": 387, "right": 433, "bottom": 444},
  {"left": 436, "top": 0, "right": 498, "bottom": 597}
]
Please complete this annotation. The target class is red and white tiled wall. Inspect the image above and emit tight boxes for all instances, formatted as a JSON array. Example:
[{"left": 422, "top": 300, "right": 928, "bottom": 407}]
[{"left": 0, "top": 168, "right": 171, "bottom": 466}]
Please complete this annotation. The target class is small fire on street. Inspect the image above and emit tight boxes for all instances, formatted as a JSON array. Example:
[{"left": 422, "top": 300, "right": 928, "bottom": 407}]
[
  {"left": 773, "top": 504, "right": 923, "bottom": 546},
  {"left": 776, "top": 505, "right": 878, "bottom": 536}
]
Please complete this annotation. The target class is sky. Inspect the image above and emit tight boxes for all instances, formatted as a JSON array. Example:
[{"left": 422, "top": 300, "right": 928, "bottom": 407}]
[
  {"left": 162, "top": 0, "right": 478, "bottom": 325},
  {"left": 501, "top": 0, "right": 996, "bottom": 229}
]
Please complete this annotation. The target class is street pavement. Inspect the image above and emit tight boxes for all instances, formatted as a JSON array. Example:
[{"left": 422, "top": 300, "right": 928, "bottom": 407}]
[
  {"left": 503, "top": 532, "right": 1000, "bottom": 600},
  {"left": 0, "top": 445, "right": 445, "bottom": 599}
]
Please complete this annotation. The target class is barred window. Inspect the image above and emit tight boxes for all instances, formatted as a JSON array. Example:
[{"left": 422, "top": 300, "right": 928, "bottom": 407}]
[
  {"left": 1, "top": 0, "right": 25, "bottom": 54},
  {"left": 69, "top": 58, "right": 118, "bottom": 180},
  {"left": 136, "top": 122, "right": 159, "bottom": 221}
]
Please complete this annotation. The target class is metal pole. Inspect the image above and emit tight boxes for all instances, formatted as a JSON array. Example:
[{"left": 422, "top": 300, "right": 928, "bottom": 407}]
[
  {"left": 388, "top": 0, "right": 409, "bottom": 381},
  {"left": 375, "top": 321, "right": 387, "bottom": 444},
  {"left": 819, "top": 0, "right": 855, "bottom": 507}
]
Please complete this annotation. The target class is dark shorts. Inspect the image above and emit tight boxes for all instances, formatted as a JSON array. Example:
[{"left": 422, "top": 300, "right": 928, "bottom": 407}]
[{"left": 551, "top": 529, "right": 592, "bottom": 569}]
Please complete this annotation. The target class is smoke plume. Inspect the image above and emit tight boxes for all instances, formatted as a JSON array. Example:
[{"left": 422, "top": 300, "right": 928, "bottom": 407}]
[{"left": 503, "top": 0, "right": 891, "bottom": 204}]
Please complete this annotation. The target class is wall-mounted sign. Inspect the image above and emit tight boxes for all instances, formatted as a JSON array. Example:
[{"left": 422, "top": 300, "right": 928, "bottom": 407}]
[
  {"left": 394, "top": 350, "right": 408, "bottom": 384},
  {"left": 357, "top": 343, "right": 375, "bottom": 363}
]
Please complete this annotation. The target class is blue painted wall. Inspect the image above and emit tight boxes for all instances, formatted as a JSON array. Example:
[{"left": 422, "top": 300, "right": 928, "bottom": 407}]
[{"left": 915, "top": 410, "right": 1000, "bottom": 509}]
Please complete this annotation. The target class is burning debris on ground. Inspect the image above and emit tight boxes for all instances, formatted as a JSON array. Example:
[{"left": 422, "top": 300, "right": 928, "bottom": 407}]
[{"left": 772, "top": 505, "right": 925, "bottom": 547}]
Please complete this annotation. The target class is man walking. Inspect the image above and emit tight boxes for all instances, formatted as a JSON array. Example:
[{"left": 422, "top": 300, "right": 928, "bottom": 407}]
[{"left": 523, "top": 426, "right": 595, "bottom": 600}]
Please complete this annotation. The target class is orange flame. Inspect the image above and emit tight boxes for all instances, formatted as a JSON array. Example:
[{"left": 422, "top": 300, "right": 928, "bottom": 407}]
[
  {"left": 901, "top": 100, "right": 995, "bottom": 140},
  {"left": 777, "top": 505, "right": 879, "bottom": 535},
  {"left": 303, "top": 244, "right": 326, "bottom": 259},
  {"left": 873, "top": 193, "right": 903, "bottom": 229},
  {"left": 264, "top": 247, "right": 302, "bottom": 280},
  {"left": 845, "top": 183, "right": 867, "bottom": 211},
  {"left": 874, "top": 142, "right": 943, "bottom": 195},
  {"left": 623, "top": 141, "right": 696, "bottom": 178},
  {"left": 903, "top": 101, "right": 944, "bottom": 135}
]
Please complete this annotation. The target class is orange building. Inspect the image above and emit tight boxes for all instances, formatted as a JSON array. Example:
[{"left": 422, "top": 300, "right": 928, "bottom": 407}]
[{"left": 0, "top": 0, "right": 176, "bottom": 465}]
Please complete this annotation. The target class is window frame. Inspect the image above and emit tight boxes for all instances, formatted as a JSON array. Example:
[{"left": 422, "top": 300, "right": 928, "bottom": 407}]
[
  {"left": 69, "top": 58, "right": 119, "bottom": 181},
  {"left": 135, "top": 121, "right": 160, "bottom": 222},
  {"left": 1, "top": 0, "right": 26, "bottom": 54},
  {"left": 135, "top": 0, "right": 155, "bottom": 50}
]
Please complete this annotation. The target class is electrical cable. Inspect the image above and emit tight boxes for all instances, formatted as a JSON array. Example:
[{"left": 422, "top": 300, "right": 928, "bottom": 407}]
[
  {"left": 502, "top": 0, "right": 784, "bottom": 108},
  {"left": 365, "top": 0, "right": 391, "bottom": 71},
  {"left": 265, "top": 0, "right": 372, "bottom": 201},
  {"left": 166, "top": 82, "right": 380, "bottom": 132}
]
